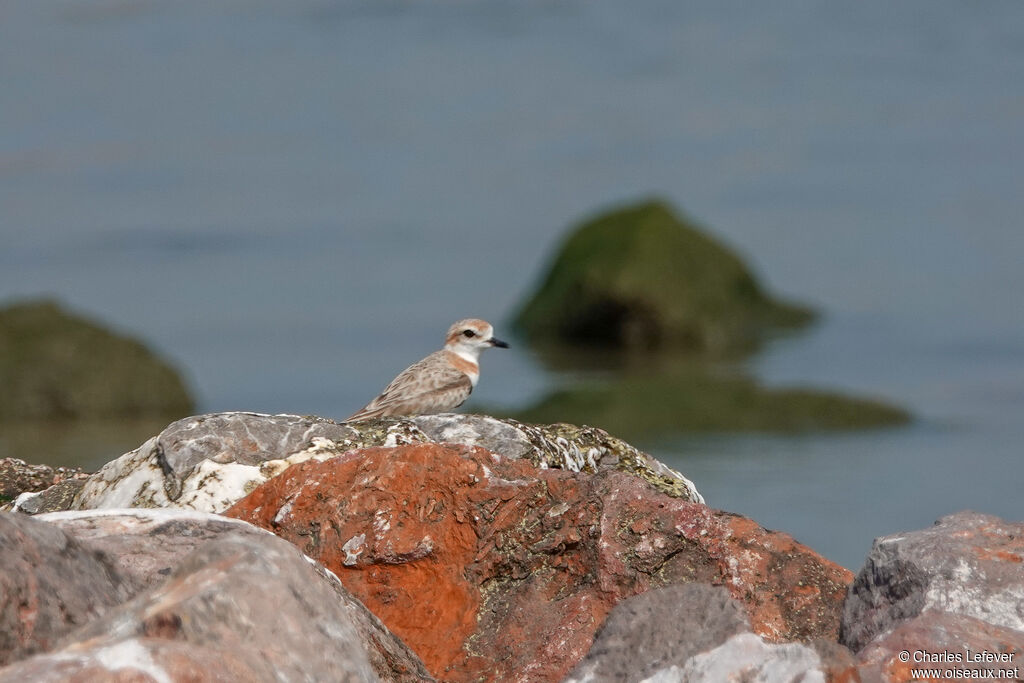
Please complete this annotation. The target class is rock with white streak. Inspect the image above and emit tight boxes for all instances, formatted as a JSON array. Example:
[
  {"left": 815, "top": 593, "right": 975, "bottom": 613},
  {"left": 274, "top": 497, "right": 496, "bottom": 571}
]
[
  {"left": 665, "top": 633, "right": 829, "bottom": 683},
  {"left": 66, "top": 412, "right": 361, "bottom": 513},
  {"left": 566, "top": 583, "right": 857, "bottom": 683},
  {"left": 11, "top": 412, "right": 701, "bottom": 515},
  {"left": 840, "top": 511, "right": 1024, "bottom": 653},
  {"left": 35, "top": 508, "right": 290, "bottom": 590},
  {"left": 0, "top": 638, "right": 269, "bottom": 682},
  {"left": 25, "top": 509, "right": 433, "bottom": 682},
  {"left": 0, "top": 513, "right": 140, "bottom": 667},
  {"left": 565, "top": 583, "right": 750, "bottom": 683},
  {"left": 0, "top": 515, "right": 433, "bottom": 682}
]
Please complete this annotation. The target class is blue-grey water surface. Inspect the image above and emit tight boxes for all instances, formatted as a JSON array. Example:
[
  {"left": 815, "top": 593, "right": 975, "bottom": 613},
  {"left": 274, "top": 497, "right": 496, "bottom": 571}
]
[{"left": 2, "top": 0, "right": 1022, "bottom": 569}]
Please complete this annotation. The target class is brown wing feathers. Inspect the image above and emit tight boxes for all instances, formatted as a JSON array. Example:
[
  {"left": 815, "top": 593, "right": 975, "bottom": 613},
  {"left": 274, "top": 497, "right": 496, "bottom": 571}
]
[{"left": 346, "top": 351, "right": 474, "bottom": 421}]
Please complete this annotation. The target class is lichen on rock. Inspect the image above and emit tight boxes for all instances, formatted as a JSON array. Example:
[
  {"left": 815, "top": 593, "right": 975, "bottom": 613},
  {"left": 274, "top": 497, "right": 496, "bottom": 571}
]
[
  {"left": 411, "top": 414, "right": 702, "bottom": 502},
  {"left": 422, "top": 416, "right": 702, "bottom": 501},
  {"left": 0, "top": 457, "right": 89, "bottom": 506},
  {"left": 7, "top": 412, "right": 702, "bottom": 515}
]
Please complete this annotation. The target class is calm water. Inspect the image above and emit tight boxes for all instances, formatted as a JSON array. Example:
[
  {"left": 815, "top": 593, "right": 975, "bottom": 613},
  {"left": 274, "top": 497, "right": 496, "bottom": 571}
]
[{"left": 2, "top": 0, "right": 1022, "bottom": 569}]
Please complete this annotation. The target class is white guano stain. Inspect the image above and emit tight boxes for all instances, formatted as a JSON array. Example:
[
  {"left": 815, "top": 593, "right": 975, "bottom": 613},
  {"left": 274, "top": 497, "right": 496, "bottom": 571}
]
[
  {"left": 94, "top": 639, "right": 173, "bottom": 683},
  {"left": 342, "top": 533, "right": 366, "bottom": 566}
]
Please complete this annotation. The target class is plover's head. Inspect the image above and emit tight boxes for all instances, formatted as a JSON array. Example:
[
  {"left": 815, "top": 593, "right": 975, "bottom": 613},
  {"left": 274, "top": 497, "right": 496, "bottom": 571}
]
[{"left": 445, "top": 318, "right": 509, "bottom": 359}]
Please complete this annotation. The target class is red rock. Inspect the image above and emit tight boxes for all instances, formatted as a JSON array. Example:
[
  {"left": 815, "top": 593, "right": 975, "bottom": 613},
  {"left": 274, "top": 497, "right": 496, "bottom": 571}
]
[
  {"left": 227, "top": 443, "right": 852, "bottom": 682},
  {"left": 856, "top": 610, "right": 1024, "bottom": 683}
]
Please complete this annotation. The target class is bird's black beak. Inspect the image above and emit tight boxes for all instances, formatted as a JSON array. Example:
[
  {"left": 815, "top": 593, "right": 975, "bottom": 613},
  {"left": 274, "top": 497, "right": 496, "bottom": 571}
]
[{"left": 489, "top": 337, "right": 509, "bottom": 349}]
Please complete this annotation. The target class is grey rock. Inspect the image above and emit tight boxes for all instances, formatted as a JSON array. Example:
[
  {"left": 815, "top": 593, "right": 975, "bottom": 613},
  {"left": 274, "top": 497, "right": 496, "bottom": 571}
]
[
  {"left": 37, "top": 508, "right": 277, "bottom": 591},
  {"left": 81, "top": 533, "right": 378, "bottom": 680},
  {"left": 840, "top": 511, "right": 1024, "bottom": 653},
  {"left": 0, "top": 513, "right": 140, "bottom": 666},
  {"left": 0, "top": 518, "right": 433, "bottom": 682},
  {"left": 34, "top": 509, "right": 433, "bottom": 682},
  {"left": 409, "top": 414, "right": 702, "bottom": 501},
  {"left": 0, "top": 638, "right": 272, "bottom": 682},
  {"left": 152, "top": 411, "right": 356, "bottom": 475},
  {"left": 565, "top": 583, "right": 858, "bottom": 683},
  {"left": 12, "top": 412, "right": 701, "bottom": 515},
  {"left": 667, "top": 632, "right": 828, "bottom": 683},
  {"left": 565, "top": 583, "right": 750, "bottom": 683},
  {"left": 24, "top": 413, "right": 363, "bottom": 514}
]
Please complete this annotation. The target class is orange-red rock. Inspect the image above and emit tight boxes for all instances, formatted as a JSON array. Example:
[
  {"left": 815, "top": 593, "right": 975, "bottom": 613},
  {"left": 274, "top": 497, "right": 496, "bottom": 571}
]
[
  {"left": 227, "top": 443, "right": 852, "bottom": 682},
  {"left": 856, "top": 611, "right": 1024, "bottom": 683}
]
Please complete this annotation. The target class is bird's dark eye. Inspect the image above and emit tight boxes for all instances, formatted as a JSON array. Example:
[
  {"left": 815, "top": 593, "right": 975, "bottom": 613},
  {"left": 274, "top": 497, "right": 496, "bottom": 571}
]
[{"left": 463, "top": 329, "right": 475, "bottom": 337}]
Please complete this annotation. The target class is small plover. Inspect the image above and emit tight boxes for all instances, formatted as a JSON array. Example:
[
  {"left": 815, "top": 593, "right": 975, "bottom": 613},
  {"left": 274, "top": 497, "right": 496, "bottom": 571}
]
[{"left": 346, "top": 318, "right": 509, "bottom": 421}]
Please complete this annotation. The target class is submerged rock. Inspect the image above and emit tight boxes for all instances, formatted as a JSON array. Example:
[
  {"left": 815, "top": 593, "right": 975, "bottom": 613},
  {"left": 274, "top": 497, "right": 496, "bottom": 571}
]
[
  {"left": 227, "top": 442, "right": 852, "bottom": 682},
  {"left": 505, "top": 200, "right": 909, "bottom": 438},
  {"left": 0, "top": 299, "right": 193, "bottom": 420},
  {"left": 513, "top": 199, "right": 814, "bottom": 354},
  {"left": 8, "top": 412, "right": 701, "bottom": 514},
  {"left": 511, "top": 367, "right": 911, "bottom": 438}
]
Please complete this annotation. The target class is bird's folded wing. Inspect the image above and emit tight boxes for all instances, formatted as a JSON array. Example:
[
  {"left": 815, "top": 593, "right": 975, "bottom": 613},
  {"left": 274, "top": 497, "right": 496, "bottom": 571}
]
[{"left": 346, "top": 352, "right": 474, "bottom": 421}]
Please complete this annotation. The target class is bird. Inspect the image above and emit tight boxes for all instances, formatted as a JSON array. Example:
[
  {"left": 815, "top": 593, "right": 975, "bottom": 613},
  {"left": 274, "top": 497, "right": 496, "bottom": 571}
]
[{"left": 346, "top": 318, "right": 509, "bottom": 421}]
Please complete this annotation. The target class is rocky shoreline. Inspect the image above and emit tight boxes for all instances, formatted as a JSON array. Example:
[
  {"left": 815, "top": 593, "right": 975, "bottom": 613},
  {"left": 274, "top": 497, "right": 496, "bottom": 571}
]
[{"left": 2, "top": 413, "right": 1021, "bottom": 682}]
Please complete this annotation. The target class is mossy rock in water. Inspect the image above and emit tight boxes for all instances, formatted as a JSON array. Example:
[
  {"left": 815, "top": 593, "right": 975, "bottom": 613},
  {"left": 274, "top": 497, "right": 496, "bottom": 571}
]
[
  {"left": 0, "top": 299, "right": 194, "bottom": 420},
  {"left": 506, "top": 369, "right": 910, "bottom": 440},
  {"left": 514, "top": 199, "right": 815, "bottom": 354}
]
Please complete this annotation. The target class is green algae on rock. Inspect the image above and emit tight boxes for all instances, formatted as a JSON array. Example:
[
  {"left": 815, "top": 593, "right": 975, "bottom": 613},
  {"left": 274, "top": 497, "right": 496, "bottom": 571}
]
[
  {"left": 0, "top": 299, "right": 194, "bottom": 420},
  {"left": 507, "top": 369, "right": 910, "bottom": 439},
  {"left": 513, "top": 199, "right": 814, "bottom": 354}
]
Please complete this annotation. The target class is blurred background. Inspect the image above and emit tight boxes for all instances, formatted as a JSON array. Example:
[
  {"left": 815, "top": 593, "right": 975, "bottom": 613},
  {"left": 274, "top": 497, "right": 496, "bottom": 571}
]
[{"left": 2, "top": 0, "right": 1022, "bottom": 569}]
